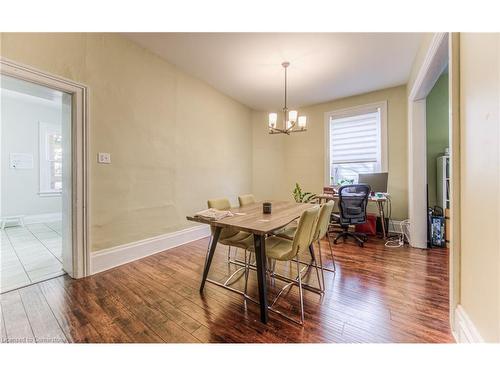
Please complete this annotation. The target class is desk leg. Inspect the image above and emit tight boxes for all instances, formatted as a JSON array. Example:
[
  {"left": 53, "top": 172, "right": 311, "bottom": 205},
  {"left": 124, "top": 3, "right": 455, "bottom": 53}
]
[
  {"left": 253, "top": 234, "right": 269, "bottom": 324},
  {"left": 200, "top": 226, "right": 221, "bottom": 292},
  {"left": 378, "top": 201, "right": 387, "bottom": 239}
]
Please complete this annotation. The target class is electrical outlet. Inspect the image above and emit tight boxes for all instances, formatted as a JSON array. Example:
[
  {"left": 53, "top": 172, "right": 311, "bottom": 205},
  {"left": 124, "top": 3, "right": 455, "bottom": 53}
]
[{"left": 98, "top": 152, "right": 111, "bottom": 164}]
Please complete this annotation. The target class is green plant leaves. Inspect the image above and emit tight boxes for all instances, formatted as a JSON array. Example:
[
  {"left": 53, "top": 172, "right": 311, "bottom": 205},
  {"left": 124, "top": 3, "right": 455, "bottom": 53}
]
[{"left": 292, "top": 182, "right": 317, "bottom": 203}]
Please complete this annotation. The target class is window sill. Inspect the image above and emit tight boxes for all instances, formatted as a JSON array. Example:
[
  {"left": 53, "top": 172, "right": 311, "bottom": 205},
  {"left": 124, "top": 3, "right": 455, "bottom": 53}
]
[{"left": 39, "top": 191, "right": 62, "bottom": 197}]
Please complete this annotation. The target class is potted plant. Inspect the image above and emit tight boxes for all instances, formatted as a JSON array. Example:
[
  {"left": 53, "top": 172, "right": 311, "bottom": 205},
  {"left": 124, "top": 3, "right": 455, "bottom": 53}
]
[{"left": 292, "top": 183, "right": 317, "bottom": 203}]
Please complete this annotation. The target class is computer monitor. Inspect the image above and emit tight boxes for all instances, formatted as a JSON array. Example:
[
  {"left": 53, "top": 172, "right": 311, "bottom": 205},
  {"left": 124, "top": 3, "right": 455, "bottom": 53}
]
[{"left": 358, "top": 172, "right": 388, "bottom": 193}]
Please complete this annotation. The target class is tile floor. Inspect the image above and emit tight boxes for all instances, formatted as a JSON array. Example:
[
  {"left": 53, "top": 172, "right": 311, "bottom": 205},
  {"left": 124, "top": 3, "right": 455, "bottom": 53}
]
[{"left": 1, "top": 221, "right": 65, "bottom": 293}]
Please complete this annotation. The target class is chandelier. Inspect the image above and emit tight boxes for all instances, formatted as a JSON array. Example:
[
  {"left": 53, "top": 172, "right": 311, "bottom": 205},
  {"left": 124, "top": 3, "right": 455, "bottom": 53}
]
[{"left": 268, "top": 61, "right": 307, "bottom": 135}]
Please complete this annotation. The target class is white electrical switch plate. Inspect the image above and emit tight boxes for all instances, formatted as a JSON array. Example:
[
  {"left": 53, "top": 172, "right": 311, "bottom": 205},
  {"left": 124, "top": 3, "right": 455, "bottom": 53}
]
[{"left": 98, "top": 152, "right": 111, "bottom": 164}]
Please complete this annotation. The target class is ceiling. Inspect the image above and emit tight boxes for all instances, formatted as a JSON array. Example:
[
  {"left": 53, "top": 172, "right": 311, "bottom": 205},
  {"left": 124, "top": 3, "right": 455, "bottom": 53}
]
[{"left": 125, "top": 33, "right": 423, "bottom": 111}]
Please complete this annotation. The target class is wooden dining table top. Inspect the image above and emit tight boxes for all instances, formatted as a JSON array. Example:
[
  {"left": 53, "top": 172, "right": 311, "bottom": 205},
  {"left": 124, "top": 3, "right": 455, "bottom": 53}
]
[{"left": 186, "top": 201, "right": 314, "bottom": 235}]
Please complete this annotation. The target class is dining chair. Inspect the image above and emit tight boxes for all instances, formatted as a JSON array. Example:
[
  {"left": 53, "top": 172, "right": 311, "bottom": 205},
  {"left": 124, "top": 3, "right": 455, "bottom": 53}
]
[
  {"left": 247, "top": 206, "right": 320, "bottom": 325},
  {"left": 277, "top": 201, "right": 336, "bottom": 292},
  {"left": 207, "top": 198, "right": 253, "bottom": 285},
  {"left": 311, "top": 201, "right": 336, "bottom": 289},
  {"left": 238, "top": 194, "right": 256, "bottom": 207}
]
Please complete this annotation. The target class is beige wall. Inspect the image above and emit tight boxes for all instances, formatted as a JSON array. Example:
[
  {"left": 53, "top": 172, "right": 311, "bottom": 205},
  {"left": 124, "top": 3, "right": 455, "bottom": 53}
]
[
  {"left": 459, "top": 33, "right": 500, "bottom": 342},
  {"left": 252, "top": 85, "right": 409, "bottom": 220},
  {"left": 0, "top": 33, "right": 253, "bottom": 251},
  {"left": 251, "top": 111, "right": 288, "bottom": 200}
]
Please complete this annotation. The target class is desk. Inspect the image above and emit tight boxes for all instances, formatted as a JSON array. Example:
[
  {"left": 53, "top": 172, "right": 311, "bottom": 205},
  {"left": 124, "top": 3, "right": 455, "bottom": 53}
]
[
  {"left": 187, "top": 201, "right": 312, "bottom": 324},
  {"left": 316, "top": 193, "right": 388, "bottom": 238}
]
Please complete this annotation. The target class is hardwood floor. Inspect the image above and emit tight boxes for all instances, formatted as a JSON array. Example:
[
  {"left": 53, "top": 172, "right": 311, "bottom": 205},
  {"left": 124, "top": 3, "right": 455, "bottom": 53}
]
[{"left": 0, "top": 235, "right": 454, "bottom": 343}]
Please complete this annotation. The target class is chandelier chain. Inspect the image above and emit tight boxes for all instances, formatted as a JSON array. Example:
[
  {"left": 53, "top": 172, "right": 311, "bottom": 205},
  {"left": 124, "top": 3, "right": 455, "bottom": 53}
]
[{"left": 284, "top": 64, "right": 287, "bottom": 111}]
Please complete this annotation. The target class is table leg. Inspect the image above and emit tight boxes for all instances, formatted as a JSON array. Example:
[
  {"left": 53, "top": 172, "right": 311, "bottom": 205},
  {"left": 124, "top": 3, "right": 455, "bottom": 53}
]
[
  {"left": 200, "top": 226, "right": 221, "bottom": 292},
  {"left": 378, "top": 201, "right": 387, "bottom": 239},
  {"left": 253, "top": 233, "right": 269, "bottom": 324}
]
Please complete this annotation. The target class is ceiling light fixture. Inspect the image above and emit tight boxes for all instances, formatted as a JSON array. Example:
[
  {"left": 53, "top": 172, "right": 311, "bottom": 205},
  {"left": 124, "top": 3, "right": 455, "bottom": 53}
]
[{"left": 268, "top": 62, "right": 307, "bottom": 135}]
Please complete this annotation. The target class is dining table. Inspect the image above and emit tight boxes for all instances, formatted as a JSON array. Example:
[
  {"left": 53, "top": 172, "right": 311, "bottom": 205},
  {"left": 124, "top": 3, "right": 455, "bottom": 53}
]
[{"left": 186, "top": 200, "right": 313, "bottom": 324}]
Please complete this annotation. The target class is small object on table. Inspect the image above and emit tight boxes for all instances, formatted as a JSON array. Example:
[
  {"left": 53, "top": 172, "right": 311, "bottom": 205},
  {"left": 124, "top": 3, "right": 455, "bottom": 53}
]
[
  {"left": 263, "top": 202, "right": 272, "bottom": 214},
  {"left": 194, "top": 208, "right": 234, "bottom": 221},
  {"left": 323, "top": 186, "right": 336, "bottom": 194}
]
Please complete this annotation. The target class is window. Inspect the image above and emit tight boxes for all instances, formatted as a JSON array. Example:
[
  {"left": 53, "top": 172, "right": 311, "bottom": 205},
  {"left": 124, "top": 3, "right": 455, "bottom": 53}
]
[
  {"left": 39, "top": 122, "right": 62, "bottom": 195},
  {"left": 326, "top": 102, "right": 387, "bottom": 185}
]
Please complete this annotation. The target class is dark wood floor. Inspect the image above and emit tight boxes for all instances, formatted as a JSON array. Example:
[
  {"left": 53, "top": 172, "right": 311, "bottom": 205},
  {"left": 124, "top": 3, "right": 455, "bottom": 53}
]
[{"left": 0, "top": 235, "right": 454, "bottom": 343}]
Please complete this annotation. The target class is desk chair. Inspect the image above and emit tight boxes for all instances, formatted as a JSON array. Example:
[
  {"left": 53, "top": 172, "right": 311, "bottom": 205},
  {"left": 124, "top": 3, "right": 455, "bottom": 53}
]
[{"left": 332, "top": 184, "right": 370, "bottom": 247}]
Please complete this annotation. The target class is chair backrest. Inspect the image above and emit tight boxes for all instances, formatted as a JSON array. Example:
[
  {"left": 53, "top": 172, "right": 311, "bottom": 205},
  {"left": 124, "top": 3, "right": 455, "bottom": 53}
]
[
  {"left": 290, "top": 206, "right": 320, "bottom": 258},
  {"left": 207, "top": 198, "right": 231, "bottom": 210},
  {"left": 312, "top": 200, "right": 335, "bottom": 242},
  {"left": 238, "top": 194, "right": 255, "bottom": 207},
  {"left": 207, "top": 198, "right": 235, "bottom": 236},
  {"left": 337, "top": 184, "right": 370, "bottom": 225}
]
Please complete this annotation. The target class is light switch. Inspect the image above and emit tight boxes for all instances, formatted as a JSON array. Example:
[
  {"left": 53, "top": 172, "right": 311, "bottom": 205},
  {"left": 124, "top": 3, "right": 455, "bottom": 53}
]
[{"left": 98, "top": 152, "right": 111, "bottom": 164}]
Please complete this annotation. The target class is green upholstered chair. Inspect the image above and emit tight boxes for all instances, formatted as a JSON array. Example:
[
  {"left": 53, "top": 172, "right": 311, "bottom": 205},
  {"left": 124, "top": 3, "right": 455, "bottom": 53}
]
[
  {"left": 278, "top": 201, "right": 337, "bottom": 291},
  {"left": 207, "top": 197, "right": 253, "bottom": 263},
  {"left": 207, "top": 198, "right": 231, "bottom": 211},
  {"left": 310, "top": 201, "right": 336, "bottom": 289},
  {"left": 248, "top": 205, "right": 320, "bottom": 324},
  {"left": 238, "top": 194, "right": 256, "bottom": 207}
]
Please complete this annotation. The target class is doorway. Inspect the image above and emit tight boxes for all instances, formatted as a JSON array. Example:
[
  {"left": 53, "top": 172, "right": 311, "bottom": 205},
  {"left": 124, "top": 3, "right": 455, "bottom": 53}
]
[
  {"left": 0, "top": 58, "right": 89, "bottom": 292},
  {"left": 407, "top": 33, "right": 460, "bottom": 335},
  {"left": 0, "top": 75, "right": 71, "bottom": 292},
  {"left": 426, "top": 67, "right": 449, "bottom": 247}
]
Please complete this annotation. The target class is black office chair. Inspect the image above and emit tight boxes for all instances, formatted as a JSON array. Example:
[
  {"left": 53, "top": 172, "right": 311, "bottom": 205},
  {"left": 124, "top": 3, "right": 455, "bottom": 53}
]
[{"left": 332, "top": 184, "right": 371, "bottom": 247}]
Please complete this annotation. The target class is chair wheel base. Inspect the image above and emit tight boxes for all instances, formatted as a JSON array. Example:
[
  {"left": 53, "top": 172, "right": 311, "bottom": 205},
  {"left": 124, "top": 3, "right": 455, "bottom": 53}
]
[{"left": 333, "top": 230, "right": 367, "bottom": 247}]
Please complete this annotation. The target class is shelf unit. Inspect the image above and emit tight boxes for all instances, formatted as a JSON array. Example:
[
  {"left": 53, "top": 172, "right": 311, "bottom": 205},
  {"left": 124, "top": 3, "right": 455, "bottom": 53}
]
[{"left": 436, "top": 155, "right": 450, "bottom": 210}]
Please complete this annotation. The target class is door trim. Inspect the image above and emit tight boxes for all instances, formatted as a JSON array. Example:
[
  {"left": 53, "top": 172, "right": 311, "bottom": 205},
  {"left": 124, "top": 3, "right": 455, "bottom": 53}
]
[
  {"left": 407, "top": 33, "right": 461, "bottom": 339},
  {"left": 448, "top": 32, "right": 461, "bottom": 335},
  {"left": 1, "top": 56, "right": 90, "bottom": 278},
  {"left": 407, "top": 32, "right": 449, "bottom": 249}
]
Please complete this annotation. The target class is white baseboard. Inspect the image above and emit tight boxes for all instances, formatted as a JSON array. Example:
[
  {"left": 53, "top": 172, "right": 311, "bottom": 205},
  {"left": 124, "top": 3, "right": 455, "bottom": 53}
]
[
  {"left": 24, "top": 212, "right": 62, "bottom": 225},
  {"left": 90, "top": 225, "right": 211, "bottom": 274},
  {"left": 454, "top": 305, "right": 484, "bottom": 343}
]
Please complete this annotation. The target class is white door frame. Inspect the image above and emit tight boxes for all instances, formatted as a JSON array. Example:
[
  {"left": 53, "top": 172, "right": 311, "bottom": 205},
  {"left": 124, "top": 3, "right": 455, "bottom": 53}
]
[
  {"left": 448, "top": 33, "right": 461, "bottom": 335},
  {"left": 1, "top": 57, "right": 90, "bottom": 278},
  {"left": 407, "top": 33, "right": 449, "bottom": 249},
  {"left": 407, "top": 33, "right": 461, "bottom": 335}
]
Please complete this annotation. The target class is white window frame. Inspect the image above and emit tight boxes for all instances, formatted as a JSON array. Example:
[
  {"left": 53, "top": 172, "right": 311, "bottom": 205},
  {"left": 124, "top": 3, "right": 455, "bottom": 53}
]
[
  {"left": 39, "top": 121, "right": 62, "bottom": 197},
  {"left": 324, "top": 101, "right": 388, "bottom": 186}
]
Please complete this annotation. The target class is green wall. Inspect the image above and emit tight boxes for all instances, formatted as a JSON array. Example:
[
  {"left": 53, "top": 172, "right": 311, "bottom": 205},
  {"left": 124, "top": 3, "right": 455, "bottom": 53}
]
[{"left": 426, "top": 72, "right": 449, "bottom": 208}]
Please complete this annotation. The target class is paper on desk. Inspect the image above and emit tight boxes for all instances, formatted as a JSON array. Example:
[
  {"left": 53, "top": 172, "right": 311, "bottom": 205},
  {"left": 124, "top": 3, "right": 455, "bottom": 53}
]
[{"left": 194, "top": 208, "right": 234, "bottom": 221}]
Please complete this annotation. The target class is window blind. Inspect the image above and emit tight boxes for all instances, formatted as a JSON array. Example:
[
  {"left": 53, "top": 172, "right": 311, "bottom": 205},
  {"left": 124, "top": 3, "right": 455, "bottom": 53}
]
[{"left": 330, "top": 111, "right": 381, "bottom": 165}]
